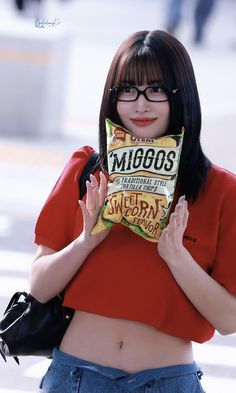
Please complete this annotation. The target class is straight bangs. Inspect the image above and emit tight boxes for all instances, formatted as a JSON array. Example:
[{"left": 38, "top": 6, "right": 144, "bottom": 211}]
[{"left": 113, "top": 47, "right": 164, "bottom": 87}]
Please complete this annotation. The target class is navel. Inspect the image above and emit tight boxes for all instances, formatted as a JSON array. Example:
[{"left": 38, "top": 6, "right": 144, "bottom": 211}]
[{"left": 118, "top": 340, "right": 124, "bottom": 349}]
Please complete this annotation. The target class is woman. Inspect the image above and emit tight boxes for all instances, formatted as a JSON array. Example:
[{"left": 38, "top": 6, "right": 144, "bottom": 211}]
[{"left": 31, "top": 30, "right": 236, "bottom": 393}]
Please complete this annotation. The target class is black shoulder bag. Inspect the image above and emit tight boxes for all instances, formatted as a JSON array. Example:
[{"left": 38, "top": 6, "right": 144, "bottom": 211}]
[{"left": 0, "top": 151, "right": 100, "bottom": 364}]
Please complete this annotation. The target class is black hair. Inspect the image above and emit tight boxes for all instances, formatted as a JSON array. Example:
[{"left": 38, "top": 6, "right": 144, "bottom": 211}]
[{"left": 99, "top": 30, "right": 211, "bottom": 202}]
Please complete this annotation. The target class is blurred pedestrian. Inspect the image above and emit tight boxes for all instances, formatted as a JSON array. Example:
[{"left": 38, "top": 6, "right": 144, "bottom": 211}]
[
  {"left": 30, "top": 30, "right": 236, "bottom": 393},
  {"left": 14, "top": 0, "right": 25, "bottom": 11},
  {"left": 194, "top": 0, "right": 216, "bottom": 43},
  {"left": 13, "top": 0, "right": 43, "bottom": 18},
  {"left": 166, "top": 0, "right": 184, "bottom": 35},
  {"left": 166, "top": 0, "right": 217, "bottom": 44},
  {"left": 14, "top": 0, "right": 42, "bottom": 12}
]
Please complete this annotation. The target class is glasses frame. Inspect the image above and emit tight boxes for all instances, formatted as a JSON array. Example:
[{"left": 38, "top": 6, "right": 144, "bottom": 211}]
[{"left": 110, "top": 85, "right": 178, "bottom": 103}]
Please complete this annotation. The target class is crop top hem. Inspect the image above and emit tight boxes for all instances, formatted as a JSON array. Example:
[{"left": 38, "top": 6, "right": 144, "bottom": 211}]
[{"left": 63, "top": 303, "right": 215, "bottom": 344}]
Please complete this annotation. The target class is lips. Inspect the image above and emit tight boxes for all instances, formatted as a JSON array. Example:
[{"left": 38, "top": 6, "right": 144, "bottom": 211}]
[{"left": 131, "top": 118, "right": 156, "bottom": 127}]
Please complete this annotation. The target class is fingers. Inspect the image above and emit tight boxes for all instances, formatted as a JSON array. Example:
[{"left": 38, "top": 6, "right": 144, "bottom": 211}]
[
  {"left": 86, "top": 178, "right": 98, "bottom": 211},
  {"left": 182, "top": 198, "right": 189, "bottom": 228},
  {"left": 169, "top": 212, "right": 178, "bottom": 231},
  {"left": 158, "top": 196, "right": 189, "bottom": 262},
  {"left": 99, "top": 172, "right": 107, "bottom": 206},
  {"left": 79, "top": 171, "right": 107, "bottom": 238},
  {"left": 160, "top": 227, "right": 169, "bottom": 241},
  {"left": 78, "top": 200, "right": 91, "bottom": 234},
  {"left": 85, "top": 173, "right": 102, "bottom": 211},
  {"left": 79, "top": 171, "right": 107, "bottom": 211},
  {"left": 174, "top": 195, "right": 188, "bottom": 228},
  {"left": 165, "top": 195, "right": 189, "bottom": 236},
  {"left": 88, "top": 172, "right": 107, "bottom": 207},
  {"left": 178, "top": 195, "right": 186, "bottom": 203}
]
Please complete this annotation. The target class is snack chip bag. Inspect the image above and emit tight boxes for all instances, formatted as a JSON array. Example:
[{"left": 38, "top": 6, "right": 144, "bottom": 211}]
[{"left": 92, "top": 118, "right": 184, "bottom": 242}]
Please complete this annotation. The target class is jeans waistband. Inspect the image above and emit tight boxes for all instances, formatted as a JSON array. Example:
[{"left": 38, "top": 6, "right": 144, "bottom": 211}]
[{"left": 52, "top": 348, "right": 202, "bottom": 391}]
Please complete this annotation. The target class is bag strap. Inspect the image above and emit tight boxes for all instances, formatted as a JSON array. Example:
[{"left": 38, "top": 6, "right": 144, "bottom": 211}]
[
  {"left": 4, "top": 292, "right": 28, "bottom": 314},
  {"left": 79, "top": 151, "right": 100, "bottom": 199}
]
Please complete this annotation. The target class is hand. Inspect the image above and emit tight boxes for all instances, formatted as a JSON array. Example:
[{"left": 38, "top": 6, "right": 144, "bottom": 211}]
[
  {"left": 158, "top": 196, "right": 189, "bottom": 266},
  {"left": 78, "top": 172, "right": 110, "bottom": 250}
]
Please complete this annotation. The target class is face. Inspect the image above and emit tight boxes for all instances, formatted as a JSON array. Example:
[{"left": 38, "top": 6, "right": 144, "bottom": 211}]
[{"left": 116, "top": 84, "right": 170, "bottom": 139}]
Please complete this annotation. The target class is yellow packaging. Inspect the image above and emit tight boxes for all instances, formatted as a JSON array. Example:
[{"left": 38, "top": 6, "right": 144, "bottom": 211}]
[{"left": 92, "top": 119, "right": 184, "bottom": 242}]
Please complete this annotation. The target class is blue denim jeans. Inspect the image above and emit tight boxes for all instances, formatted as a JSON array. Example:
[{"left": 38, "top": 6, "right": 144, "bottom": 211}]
[{"left": 39, "top": 348, "right": 206, "bottom": 393}]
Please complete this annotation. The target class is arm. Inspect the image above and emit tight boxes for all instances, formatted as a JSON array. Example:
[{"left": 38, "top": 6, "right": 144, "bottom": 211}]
[
  {"left": 158, "top": 196, "right": 236, "bottom": 335},
  {"left": 30, "top": 172, "right": 109, "bottom": 303}
]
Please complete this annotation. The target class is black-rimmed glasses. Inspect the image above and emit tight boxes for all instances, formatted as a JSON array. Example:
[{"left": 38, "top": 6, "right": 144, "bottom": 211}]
[{"left": 110, "top": 85, "right": 178, "bottom": 102}]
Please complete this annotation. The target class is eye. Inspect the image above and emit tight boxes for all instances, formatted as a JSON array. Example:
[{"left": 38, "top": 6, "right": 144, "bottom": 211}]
[
  {"left": 116, "top": 85, "right": 137, "bottom": 101},
  {"left": 122, "top": 85, "right": 136, "bottom": 94},
  {"left": 150, "top": 86, "right": 163, "bottom": 93},
  {"left": 146, "top": 86, "right": 169, "bottom": 102}
]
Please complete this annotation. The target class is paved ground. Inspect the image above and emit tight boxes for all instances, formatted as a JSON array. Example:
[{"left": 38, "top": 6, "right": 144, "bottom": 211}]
[{"left": 0, "top": 0, "right": 236, "bottom": 392}]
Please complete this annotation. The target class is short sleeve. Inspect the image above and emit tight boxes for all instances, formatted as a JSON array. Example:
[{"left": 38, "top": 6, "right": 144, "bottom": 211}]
[
  {"left": 211, "top": 172, "right": 236, "bottom": 293},
  {"left": 34, "top": 146, "right": 94, "bottom": 251}
]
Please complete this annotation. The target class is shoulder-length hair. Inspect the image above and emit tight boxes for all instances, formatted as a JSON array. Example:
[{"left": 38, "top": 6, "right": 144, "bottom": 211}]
[{"left": 99, "top": 30, "right": 211, "bottom": 201}]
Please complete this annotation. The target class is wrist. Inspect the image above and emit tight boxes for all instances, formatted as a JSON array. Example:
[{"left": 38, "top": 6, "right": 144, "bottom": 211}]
[
  {"left": 74, "top": 234, "right": 95, "bottom": 256},
  {"left": 165, "top": 246, "right": 190, "bottom": 268}
]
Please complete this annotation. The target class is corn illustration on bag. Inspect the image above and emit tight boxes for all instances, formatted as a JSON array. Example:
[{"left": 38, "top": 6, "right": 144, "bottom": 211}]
[{"left": 92, "top": 119, "right": 184, "bottom": 242}]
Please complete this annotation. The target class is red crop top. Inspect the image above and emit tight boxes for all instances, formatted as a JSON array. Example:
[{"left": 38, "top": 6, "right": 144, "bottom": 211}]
[{"left": 34, "top": 146, "right": 236, "bottom": 343}]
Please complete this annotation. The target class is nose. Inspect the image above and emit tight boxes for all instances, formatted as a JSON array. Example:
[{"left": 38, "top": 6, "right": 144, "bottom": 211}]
[{"left": 135, "top": 94, "right": 150, "bottom": 112}]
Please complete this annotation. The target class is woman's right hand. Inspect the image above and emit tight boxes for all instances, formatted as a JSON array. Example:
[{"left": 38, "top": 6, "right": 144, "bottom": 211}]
[{"left": 78, "top": 171, "right": 110, "bottom": 251}]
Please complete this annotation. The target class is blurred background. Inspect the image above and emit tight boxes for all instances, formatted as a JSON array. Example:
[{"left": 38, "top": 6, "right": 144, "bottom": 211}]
[{"left": 0, "top": 0, "right": 235, "bottom": 392}]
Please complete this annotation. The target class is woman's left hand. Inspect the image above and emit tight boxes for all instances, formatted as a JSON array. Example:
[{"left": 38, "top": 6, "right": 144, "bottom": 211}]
[{"left": 157, "top": 196, "right": 189, "bottom": 266}]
